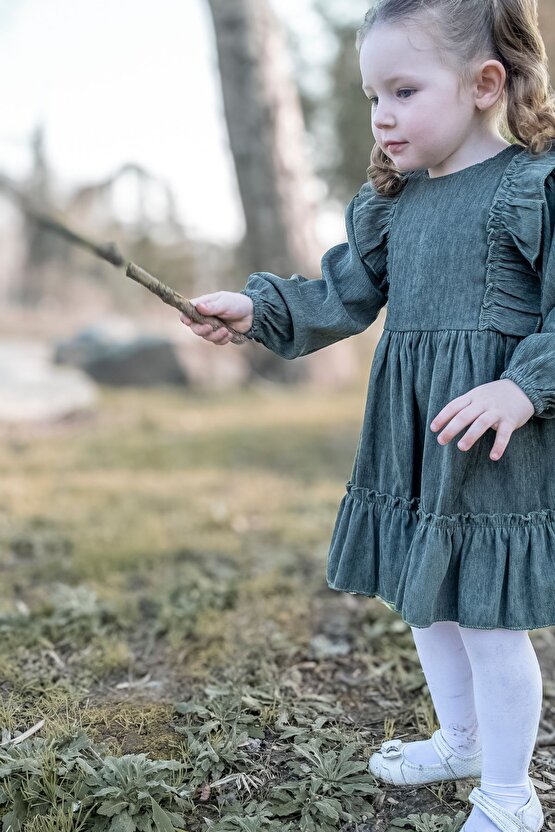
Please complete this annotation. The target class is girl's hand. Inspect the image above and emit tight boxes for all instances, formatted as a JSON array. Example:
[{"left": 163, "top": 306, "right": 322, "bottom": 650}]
[
  {"left": 429, "top": 379, "right": 535, "bottom": 461},
  {"left": 179, "top": 291, "right": 254, "bottom": 344}
]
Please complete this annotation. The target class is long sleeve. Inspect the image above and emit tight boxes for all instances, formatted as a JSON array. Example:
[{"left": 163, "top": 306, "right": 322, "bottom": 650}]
[
  {"left": 239, "top": 183, "right": 396, "bottom": 360},
  {"left": 499, "top": 173, "right": 555, "bottom": 418}
]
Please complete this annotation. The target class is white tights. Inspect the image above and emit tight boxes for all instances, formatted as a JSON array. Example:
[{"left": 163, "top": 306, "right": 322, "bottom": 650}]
[{"left": 409, "top": 622, "right": 543, "bottom": 823}]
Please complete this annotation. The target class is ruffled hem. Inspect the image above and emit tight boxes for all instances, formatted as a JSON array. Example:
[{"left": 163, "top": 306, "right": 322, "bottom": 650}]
[{"left": 326, "top": 482, "right": 555, "bottom": 630}]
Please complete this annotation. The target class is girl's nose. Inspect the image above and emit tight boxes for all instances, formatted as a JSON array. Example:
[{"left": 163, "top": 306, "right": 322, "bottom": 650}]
[{"left": 372, "top": 106, "right": 395, "bottom": 129}]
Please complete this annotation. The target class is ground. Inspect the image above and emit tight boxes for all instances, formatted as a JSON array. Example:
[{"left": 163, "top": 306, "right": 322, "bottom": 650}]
[{"left": 1, "top": 372, "right": 555, "bottom": 830}]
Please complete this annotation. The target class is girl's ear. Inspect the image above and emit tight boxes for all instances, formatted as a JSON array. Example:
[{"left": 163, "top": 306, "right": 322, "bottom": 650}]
[{"left": 474, "top": 59, "right": 507, "bottom": 111}]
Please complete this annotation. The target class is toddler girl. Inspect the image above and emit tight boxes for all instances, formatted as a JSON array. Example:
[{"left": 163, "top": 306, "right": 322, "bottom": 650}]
[{"left": 180, "top": 2, "right": 555, "bottom": 830}]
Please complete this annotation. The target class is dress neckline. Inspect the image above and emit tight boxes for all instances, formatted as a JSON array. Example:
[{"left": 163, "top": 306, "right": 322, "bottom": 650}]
[{"left": 421, "top": 144, "right": 524, "bottom": 181}]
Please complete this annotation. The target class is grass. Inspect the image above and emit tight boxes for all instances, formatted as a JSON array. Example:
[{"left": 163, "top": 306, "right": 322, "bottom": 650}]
[{"left": 1, "top": 375, "right": 551, "bottom": 830}]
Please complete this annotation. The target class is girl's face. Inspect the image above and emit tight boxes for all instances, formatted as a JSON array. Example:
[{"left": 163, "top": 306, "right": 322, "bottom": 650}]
[{"left": 359, "top": 22, "right": 489, "bottom": 175}]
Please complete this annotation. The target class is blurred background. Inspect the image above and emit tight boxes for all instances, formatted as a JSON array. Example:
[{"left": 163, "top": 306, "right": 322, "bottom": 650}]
[
  {"left": 2, "top": 4, "right": 555, "bottom": 830},
  {"left": 0, "top": 0, "right": 385, "bottom": 412},
  {"left": 2, "top": 0, "right": 554, "bottom": 404}
]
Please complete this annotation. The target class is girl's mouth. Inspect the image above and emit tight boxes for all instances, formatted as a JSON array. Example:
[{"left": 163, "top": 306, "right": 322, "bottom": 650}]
[{"left": 387, "top": 142, "right": 408, "bottom": 153}]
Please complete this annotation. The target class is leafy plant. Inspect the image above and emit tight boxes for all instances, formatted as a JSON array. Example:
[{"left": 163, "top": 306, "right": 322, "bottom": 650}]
[
  {"left": 0, "top": 682, "right": 381, "bottom": 831},
  {"left": 173, "top": 685, "right": 269, "bottom": 789},
  {"left": 269, "top": 738, "right": 378, "bottom": 832},
  {"left": 0, "top": 730, "right": 195, "bottom": 832},
  {"left": 175, "top": 686, "right": 265, "bottom": 741},
  {"left": 203, "top": 799, "right": 293, "bottom": 830},
  {"left": 78, "top": 752, "right": 191, "bottom": 830},
  {"left": 273, "top": 692, "right": 345, "bottom": 741},
  {"left": 154, "top": 575, "right": 238, "bottom": 640},
  {"left": 389, "top": 811, "right": 468, "bottom": 831},
  {"left": 0, "top": 730, "right": 95, "bottom": 831},
  {"left": 0, "top": 584, "right": 119, "bottom": 648}
]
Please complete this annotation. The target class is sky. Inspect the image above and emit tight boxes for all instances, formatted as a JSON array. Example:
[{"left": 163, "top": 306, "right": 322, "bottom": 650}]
[{"left": 0, "top": 0, "right": 366, "bottom": 246}]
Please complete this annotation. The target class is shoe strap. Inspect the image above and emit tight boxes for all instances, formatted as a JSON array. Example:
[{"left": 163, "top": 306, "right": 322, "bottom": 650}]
[
  {"left": 431, "top": 729, "right": 480, "bottom": 764},
  {"left": 468, "top": 786, "right": 527, "bottom": 832}
]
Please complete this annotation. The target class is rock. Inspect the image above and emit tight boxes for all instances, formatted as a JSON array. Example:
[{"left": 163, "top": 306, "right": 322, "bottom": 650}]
[
  {"left": 173, "top": 336, "right": 249, "bottom": 390},
  {"left": 0, "top": 340, "right": 98, "bottom": 423},
  {"left": 54, "top": 314, "right": 366, "bottom": 391},
  {"left": 54, "top": 318, "right": 189, "bottom": 386}
]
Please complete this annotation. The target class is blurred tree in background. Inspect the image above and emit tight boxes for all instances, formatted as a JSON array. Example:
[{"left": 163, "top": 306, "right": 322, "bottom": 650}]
[
  {"left": 282, "top": 1, "right": 372, "bottom": 206},
  {"left": 318, "top": 8, "right": 373, "bottom": 204},
  {"left": 206, "top": 0, "right": 322, "bottom": 280}
]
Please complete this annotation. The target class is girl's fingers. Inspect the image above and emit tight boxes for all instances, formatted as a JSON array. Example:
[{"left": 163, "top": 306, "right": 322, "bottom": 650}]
[
  {"left": 194, "top": 323, "right": 231, "bottom": 343},
  {"left": 211, "top": 327, "right": 231, "bottom": 344},
  {"left": 190, "top": 322, "right": 213, "bottom": 336},
  {"left": 179, "top": 313, "right": 231, "bottom": 344}
]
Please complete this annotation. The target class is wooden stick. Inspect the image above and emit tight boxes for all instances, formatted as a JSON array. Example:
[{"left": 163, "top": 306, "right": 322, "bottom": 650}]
[
  {"left": 0, "top": 175, "right": 249, "bottom": 345},
  {"left": 125, "top": 262, "right": 248, "bottom": 344}
]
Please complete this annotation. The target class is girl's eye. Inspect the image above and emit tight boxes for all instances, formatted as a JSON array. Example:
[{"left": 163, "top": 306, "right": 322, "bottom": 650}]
[{"left": 369, "top": 89, "right": 415, "bottom": 105}]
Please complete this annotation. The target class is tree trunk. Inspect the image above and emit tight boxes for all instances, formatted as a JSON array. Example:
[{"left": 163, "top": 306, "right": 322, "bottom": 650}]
[
  {"left": 16, "top": 125, "right": 68, "bottom": 306},
  {"left": 206, "top": 0, "right": 323, "bottom": 283}
]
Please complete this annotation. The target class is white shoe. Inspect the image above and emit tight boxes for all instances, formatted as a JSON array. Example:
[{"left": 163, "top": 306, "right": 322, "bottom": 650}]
[
  {"left": 368, "top": 728, "right": 482, "bottom": 786},
  {"left": 460, "top": 777, "right": 544, "bottom": 832}
]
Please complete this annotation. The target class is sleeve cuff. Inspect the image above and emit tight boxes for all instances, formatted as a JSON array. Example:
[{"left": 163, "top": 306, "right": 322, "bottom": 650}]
[
  {"left": 239, "top": 288, "right": 267, "bottom": 342},
  {"left": 499, "top": 367, "right": 546, "bottom": 416}
]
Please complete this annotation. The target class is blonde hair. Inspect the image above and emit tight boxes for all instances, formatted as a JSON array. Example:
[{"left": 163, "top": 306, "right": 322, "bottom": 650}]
[{"left": 356, "top": 0, "right": 555, "bottom": 197}]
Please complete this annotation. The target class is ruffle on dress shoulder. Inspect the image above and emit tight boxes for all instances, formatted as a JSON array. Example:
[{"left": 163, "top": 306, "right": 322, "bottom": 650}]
[
  {"left": 351, "top": 179, "right": 404, "bottom": 294},
  {"left": 481, "top": 146, "right": 555, "bottom": 336},
  {"left": 237, "top": 177, "right": 405, "bottom": 360}
]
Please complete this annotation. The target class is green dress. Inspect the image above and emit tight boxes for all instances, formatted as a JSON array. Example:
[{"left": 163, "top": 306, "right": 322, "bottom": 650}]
[{"left": 240, "top": 143, "right": 555, "bottom": 631}]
